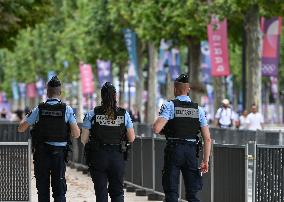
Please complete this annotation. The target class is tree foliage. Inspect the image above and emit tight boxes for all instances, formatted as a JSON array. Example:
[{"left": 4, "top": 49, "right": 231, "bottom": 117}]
[
  {"left": 0, "top": 0, "right": 284, "bottom": 108},
  {"left": 0, "top": 0, "right": 128, "bottom": 93},
  {"left": 0, "top": 0, "right": 52, "bottom": 49}
]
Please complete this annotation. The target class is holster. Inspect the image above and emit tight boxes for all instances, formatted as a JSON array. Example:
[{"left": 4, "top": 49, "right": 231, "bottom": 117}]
[
  {"left": 196, "top": 136, "right": 202, "bottom": 158},
  {"left": 120, "top": 140, "right": 130, "bottom": 161},
  {"left": 64, "top": 143, "right": 72, "bottom": 163}
]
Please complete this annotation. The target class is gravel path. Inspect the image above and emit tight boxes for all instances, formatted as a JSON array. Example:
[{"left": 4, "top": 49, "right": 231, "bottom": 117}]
[{"left": 31, "top": 166, "right": 160, "bottom": 202}]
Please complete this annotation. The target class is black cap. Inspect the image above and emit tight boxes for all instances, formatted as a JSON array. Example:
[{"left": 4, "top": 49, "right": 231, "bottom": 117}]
[
  {"left": 175, "top": 74, "right": 189, "bottom": 83},
  {"left": 47, "top": 76, "right": 61, "bottom": 87}
]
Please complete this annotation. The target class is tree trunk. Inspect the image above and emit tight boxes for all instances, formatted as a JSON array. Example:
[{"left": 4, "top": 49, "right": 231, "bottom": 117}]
[
  {"left": 244, "top": 5, "right": 262, "bottom": 111},
  {"left": 119, "top": 64, "right": 125, "bottom": 107},
  {"left": 146, "top": 42, "right": 157, "bottom": 124},
  {"left": 135, "top": 40, "right": 145, "bottom": 121},
  {"left": 213, "top": 77, "right": 225, "bottom": 112},
  {"left": 188, "top": 38, "right": 202, "bottom": 104},
  {"left": 166, "top": 71, "right": 174, "bottom": 100}
]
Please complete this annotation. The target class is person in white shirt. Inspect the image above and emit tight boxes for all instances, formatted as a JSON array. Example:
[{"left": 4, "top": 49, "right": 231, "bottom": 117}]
[
  {"left": 247, "top": 104, "right": 264, "bottom": 131},
  {"left": 215, "top": 99, "right": 235, "bottom": 128},
  {"left": 239, "top": 110, "right": 250, "bottom": 130}
]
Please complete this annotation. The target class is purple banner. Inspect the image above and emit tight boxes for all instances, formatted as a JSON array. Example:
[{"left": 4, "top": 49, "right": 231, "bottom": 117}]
[
  {"left": 169, "top": 48, "right": 181, "bottom": 80},
  {"left": 270, "top": 77, "right": 278, "bottom": 99},
  {"left": 123, "top": 29, "right": 138, "bottom": 86},
  {"left": 97, "top": 60, "right": 112, "bottom": 87},
  {"left": 200, "top": 41, "right": 212, "bottom": 84},
  {"left": 18, "top": 83, "right": 26, "bottom": 98},
  {"left": 157, "top": 41, "right": 171, "bottom": 84},
  {"left": 36, "top": 79, "right": 45, "bottom": 96},
  {"left": 261, "top": 17, "right": 282, "bottom": 77}
]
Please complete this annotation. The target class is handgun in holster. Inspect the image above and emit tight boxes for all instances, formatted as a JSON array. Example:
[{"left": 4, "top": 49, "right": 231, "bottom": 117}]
[
  {"left": 196, "top": 136, "right": 202, "bottom": 158},
  {"left": 120, "top": 140, "right": 130, "bottom": 160}
]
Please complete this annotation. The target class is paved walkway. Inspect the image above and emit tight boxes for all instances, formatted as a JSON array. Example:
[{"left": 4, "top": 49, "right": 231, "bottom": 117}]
[{"left": 31, "top": 166, "right": 160, "bottom": 202}]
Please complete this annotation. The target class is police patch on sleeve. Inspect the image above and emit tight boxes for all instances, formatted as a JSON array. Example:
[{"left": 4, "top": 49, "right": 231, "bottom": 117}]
[
  {"left": 159, "top": 104, "right": 167, "bottom": 116},
  {"left": 27, "top": 110, "right": 32, "bottom": 118},
  {"left": 83, "top": 114, "right": 87, "bottom": 121}
]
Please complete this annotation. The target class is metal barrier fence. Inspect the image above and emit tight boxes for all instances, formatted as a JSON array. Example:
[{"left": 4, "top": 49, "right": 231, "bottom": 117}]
[
  {"left": 2, "top": 122, "right": 284, "bottom": 202},
  {"left": 255, "top": 145, "right": 284, "bottom": 202},
  {"left": 0, "top": 141, "right": 31, "bottom": 202},
  {"left": 209, "top": 128, "right": 284, "bottom": 146},
  {"left": 129, "top": 138, "right": 248, "bottom": 202},
  {"left": 0, "top": 122, "right": 30, "bottom": 142},
  {"left": 213, "top": 144, "right": 247, "bottom": 202}
]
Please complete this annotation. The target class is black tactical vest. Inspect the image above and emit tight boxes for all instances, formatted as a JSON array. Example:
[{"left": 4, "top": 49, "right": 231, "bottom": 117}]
[
  {"left": 36, "top": 101, "right": 68, "bottom": 142},
  {"left": 90, "top": 106, "right": 126, "bottom": 144},
  {"left": 163, "top": 99, "right": 200, "bottom": 139}
]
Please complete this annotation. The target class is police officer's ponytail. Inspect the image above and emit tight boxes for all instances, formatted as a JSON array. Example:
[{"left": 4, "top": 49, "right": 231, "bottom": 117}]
[{"left": 101, "top": 82, "right": 117, "bottom": 120}]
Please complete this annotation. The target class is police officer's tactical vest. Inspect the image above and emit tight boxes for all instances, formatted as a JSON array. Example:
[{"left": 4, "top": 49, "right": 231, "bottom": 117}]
[
  {"left": 36, "top": 101, "right": 68, "bottom": 142},
  {"left": 163, "top": 99, "right": 200, "bottom": 139},
  {"left": 90, "top": 106, "right": 127, "bottom": 144}
]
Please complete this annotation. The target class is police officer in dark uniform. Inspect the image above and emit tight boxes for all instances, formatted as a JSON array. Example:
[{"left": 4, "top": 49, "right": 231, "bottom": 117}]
[
  {"left": 18, "top": 76, "right": 80, "bottom": 202},
  {"left": 81, "top": 82, "right": 135, "bottom": 202},
  {"left": 153, "top": 74, "right": 212, "bottom": 202}
]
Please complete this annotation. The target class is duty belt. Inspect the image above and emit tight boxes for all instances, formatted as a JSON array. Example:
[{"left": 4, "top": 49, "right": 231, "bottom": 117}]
[{"left": 166, "top": 137, "right": 196, "bottom": 142}]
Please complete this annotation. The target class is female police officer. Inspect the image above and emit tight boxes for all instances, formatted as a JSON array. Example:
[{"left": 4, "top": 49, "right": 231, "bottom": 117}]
[{"left": 81, "top": 82, "right": 135, "bottom": 202}]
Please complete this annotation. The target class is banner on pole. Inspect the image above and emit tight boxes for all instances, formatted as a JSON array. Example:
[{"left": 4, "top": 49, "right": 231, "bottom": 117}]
[
  {"left": 261, "top": 17, "right": 282, "bottom": 77},
  {"left": 11, "top": 81, "right": 19, "bottom": 101},
  {"left": 157, "top": 40, "right": 181, "bottom": 82},
  {"left": 207, "top": 18, "right": 230, "bottom": 77},
  {"left": 26, "top": 83, "right": 37, "bottom": 98},
  {"left": 36, "top": 79, "right": 45, "bottom": 96},
  {"left": 169, "top": 48, "right": 181, "bottom": 80},
  {"left": 97, "top": 60, "right": 112, "bottom": 87},
  {"left": 123, "top": 29, "right": 139, "bottom": 86},
  {"left": 200, "top": 41, "right": 212, "bottom": 84},
  {"left": 80, "top": 64, "right": 95, "bottom": 95},
  {"left": 18, "top": 83, "right": 26, "bottom": 98}
]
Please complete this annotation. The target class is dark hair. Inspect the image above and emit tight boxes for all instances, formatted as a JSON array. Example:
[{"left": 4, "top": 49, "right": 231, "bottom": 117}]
[
  {"left": 47, "top": 86, "right": 61, "bottom": 97},
  {"left": 47, "top": 76, "right": 61, "bottom": 98},
  {"left": 101, "top": 82, "right": 117, "bottom": 120}
]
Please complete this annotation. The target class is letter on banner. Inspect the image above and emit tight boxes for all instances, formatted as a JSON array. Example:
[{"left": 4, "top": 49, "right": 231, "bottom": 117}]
[
  {"left": 207, "top": 18, "right": 230, "bottom": 77},
  {"left": 80, "top": 64, "right": 95, "bottom": 95},
  {"left": 261, "top": 17, "right": 282, "bottom": 77}
]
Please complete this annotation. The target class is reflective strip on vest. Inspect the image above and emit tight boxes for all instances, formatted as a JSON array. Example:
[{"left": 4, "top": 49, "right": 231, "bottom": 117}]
[
  {"left": 95, "top": 115, "right": 124, "bottom": 126},
  {"left": 174, "top": 107, "right": 199, "bottom": 118},
  {"left": 41, "top": 110, "right": 63, "bottom": 117}
]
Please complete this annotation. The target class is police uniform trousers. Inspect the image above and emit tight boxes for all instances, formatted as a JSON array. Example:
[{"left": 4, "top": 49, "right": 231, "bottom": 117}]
[
  {"left": 34, "top": 143, "right": 67, "bottom": 202},
  {"left": 162, "top": 141, "right": 202, "bottom": 202},
  {"left": 89, "top": 145, "right": 125, "bottom": 202}
]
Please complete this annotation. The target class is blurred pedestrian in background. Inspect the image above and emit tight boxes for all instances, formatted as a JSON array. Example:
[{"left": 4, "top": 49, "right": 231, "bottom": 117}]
[
  {"left": 239, "top": 110, "right": 250, "bottom": 130},
  {"left": 129, "top": 104, "right": 141, "bottom": 123},
  {"left": 0, "top": 108, "right": 7, "bottom": 119},
  {"left": 247, "top": 104, "right": 264, "bottom": 131},
  {"left": 10, "top": 109, "right": 23, "bottom": 122},
  {"left": 215, "top": 99, "right": 235, "bottom": 128}
]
